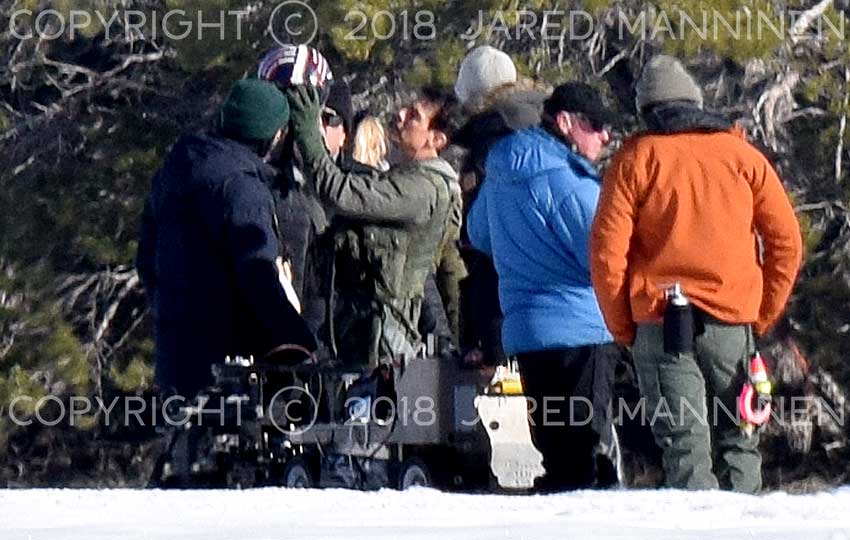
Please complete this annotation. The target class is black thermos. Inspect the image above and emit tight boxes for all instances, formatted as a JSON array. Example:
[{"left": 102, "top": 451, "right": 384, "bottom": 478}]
[{"left": 663, "top": 283, "right": 694, "bottom": 355}]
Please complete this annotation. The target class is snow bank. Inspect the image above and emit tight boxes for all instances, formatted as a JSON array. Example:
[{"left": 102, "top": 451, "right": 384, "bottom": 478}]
[{"left": 2, "top": 486, "right": 850, "bottom": 540}]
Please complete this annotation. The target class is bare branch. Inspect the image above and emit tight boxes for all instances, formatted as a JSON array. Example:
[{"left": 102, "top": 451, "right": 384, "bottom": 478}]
[
  {"left": 93, "top": 272, "right": 140, "bottom": 346},
  {"left": 12, "top": 155, "right": 35, "bottom": 176},
  {"left": 59, "top": 273, "right": 100, "bottom": 312},
  {"left": 596, "top": 48, "right": 629, "bottom": 78},
  {"left": 753, "top": 71, "right": 800, "bottom": 150},
  {"left": 1, "top": 49, "right": 173, "bottom": 143},
  {"left": 103, "top": 308, "right": 148, "bottom": 360},
  {"left": 790, "top": 0, "right": 834, "bottom": 44},
  {"left": 795, "top": 202, "right": 838, "bottom": 213},
  {"left": 836, "top": 67, "right": 849, "bottom": 184}
]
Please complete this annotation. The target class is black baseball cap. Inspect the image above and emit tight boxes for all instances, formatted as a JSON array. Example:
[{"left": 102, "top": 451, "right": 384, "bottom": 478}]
[{"left": 543, "top": 82, "right": 616, "bottom": 131}]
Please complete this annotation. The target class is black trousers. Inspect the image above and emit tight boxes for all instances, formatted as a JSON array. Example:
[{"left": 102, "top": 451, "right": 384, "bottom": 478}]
[
  {"left": 459, "top": 251, "right": 506, "bottom": 365},
  {"left": 516, "top": 343, "right": 619, "bottom": 491}
]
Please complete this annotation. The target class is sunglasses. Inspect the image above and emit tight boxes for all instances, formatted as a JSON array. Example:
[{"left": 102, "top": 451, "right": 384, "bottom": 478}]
[
  {"left": 573, "top": 112, "right": 610, "bottom": 133},
  {"left": 322, "top": 108, "right": 344, "bottom": 128}
]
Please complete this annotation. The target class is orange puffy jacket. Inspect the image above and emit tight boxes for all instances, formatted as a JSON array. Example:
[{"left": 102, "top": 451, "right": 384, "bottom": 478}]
[{"left": 590, "top": 126, "right": 802, "bottom": 346}]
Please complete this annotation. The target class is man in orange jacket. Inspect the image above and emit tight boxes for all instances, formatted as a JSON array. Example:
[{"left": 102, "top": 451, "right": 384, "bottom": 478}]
[{"left": 590, "top": 55, "right": 802, "bottom": 493}]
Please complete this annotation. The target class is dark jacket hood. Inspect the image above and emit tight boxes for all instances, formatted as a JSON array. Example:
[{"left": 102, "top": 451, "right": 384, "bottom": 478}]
[
  {"left": 455, "top": 89, "right": 547, "bottom": 177},
  {"left": 641, "top": 102, "right": 734, "bottom": 135},
  {"left": 455, "top": 89, "right": 547, "bottom": 149}
]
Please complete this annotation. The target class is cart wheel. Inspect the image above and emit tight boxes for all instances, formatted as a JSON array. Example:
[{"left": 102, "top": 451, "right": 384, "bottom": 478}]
[
  {"left": 398, "top": 458, "right": 433, "bottom": 490},
  {"left": 283, "top": 457, "right": 316, "bottom": 488}
]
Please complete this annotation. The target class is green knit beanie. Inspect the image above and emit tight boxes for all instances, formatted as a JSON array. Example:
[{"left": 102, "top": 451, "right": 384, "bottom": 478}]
[
  {"left": 219, "top": 79, "right": 289, "bottom": 141},
  {"left": 635, "top": 55, "right": 704, "bottom": 111}
]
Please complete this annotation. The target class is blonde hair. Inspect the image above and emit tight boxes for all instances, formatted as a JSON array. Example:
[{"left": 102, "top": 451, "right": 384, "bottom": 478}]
[{"left": 352, "top": 116, "right": 389, "bottom": 171}]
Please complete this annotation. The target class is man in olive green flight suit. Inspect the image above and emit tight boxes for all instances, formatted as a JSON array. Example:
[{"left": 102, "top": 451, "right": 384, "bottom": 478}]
[
  {"left": 434, "top": 177, "right": 467, "bottom": 346},
  {"left": 286, "top": 85, "right": 463, "bottom": 368}
]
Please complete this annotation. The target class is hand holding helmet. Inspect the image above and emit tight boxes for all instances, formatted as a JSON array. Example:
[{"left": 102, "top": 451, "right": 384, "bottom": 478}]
[
  {"left": 258, "top": 44, "right": 331, "bottom": 166},
  {"left": 284, "top": 84, "right": 326, "bottom": 168},
  {"left": 285, "top": 85, "right": 322, "bottom": 137}
]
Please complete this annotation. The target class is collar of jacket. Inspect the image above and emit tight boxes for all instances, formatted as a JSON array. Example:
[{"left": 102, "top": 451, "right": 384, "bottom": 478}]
[
  {"left": 537, "top": 125, "right": 598, "bottom": 180},
  {"left": 641, "top": 101, "right": 733, "bottom": 134},
  {"left": 210, "top": 132, "right": 280, "bottom": 181},
  {"left": 417, "top": 157, "right": 459, "bottom": 182}
]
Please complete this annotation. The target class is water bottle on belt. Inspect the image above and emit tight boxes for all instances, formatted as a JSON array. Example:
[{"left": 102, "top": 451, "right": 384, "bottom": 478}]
[{"left": 663, "top": 283, "right": 695, "bottom": 355}]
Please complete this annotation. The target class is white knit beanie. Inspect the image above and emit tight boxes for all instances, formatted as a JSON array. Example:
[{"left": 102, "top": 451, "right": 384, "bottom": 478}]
[{"left": 454, "top": 46, "right": 518, "bottom": 108}]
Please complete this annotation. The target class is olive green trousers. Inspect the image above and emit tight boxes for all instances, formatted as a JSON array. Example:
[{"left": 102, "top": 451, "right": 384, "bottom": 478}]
[{"left": 632, "top": 321, "right": 762, "bottom": 493}]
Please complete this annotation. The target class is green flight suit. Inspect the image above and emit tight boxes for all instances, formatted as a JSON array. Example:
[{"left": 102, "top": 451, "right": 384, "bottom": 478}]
[
  {"left": 288, "top": 89, "right": 454, "bottom": 366},
  {"left": 434, "top": 176, "right": 468, "bottom": 347}
]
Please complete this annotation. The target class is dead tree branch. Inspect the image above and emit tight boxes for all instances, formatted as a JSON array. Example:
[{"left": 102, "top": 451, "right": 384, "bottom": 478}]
[{"left": 836, "top": 67, "right": 849, "bottom": 184}]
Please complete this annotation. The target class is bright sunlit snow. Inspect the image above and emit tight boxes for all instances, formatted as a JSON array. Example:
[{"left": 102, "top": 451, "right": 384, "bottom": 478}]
[{"left": 3, "top": 487, "right": 850, "bottom": 540}]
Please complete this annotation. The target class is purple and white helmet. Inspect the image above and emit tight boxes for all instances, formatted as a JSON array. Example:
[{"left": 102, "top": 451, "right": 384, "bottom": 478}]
[{"left": 258, "top": 44, "right": 333, "bottom": 103}]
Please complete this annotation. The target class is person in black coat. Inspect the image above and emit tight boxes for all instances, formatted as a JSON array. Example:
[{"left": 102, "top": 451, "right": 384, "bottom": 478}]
[
  {"left": 266, "top": 80, "right": 356, "bottom": 349},
  {"left": 136, "top": 79, "right": 316, "bottom": 399}
]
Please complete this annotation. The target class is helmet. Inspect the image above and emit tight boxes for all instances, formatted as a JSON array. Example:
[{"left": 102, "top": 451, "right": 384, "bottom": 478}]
[{"left": 258, "top": 44, "right": 333, "bottom": 103}]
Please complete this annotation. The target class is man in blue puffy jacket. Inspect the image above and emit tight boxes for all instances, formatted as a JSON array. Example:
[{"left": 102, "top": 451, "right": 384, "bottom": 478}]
[{"left": 467, "top": 82, "right": 620, "bottom": 490}]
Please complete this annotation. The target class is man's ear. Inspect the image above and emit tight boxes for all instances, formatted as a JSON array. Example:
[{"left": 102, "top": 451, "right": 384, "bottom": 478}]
[
  {"left": 555, "top": 111, "right": 572, "bottom": 137},
  {"left": 431, "top": 130, "right": 448, "bottom": 152}
]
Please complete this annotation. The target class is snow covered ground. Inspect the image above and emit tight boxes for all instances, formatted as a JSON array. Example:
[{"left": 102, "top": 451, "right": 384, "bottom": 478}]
[{"left": 3, "top": 486, "right": 850, "bottom": 540}]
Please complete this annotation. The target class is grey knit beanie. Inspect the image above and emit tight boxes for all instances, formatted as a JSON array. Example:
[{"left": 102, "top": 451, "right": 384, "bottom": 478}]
[
  {"left": 454, "top": 46, "right": 517, "bottom": 108},
  {"left": 635, "top": 55, "right": 704, "bottom": 111}
]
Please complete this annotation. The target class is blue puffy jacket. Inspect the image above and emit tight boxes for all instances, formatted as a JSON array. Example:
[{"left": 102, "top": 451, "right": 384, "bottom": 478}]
[{"left": 467, "top": 127, "right": 612, "bottom": 355}]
